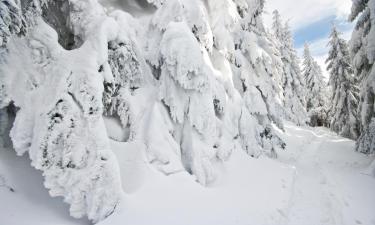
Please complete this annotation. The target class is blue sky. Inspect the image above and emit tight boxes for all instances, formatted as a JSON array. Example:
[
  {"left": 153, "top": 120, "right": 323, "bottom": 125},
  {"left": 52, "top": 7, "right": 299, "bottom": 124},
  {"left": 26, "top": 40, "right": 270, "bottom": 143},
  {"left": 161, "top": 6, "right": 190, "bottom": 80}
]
[
  {"left": 264, "top": 0, "right": 353, "bottom": 78},
  {"left": 293, "top": 15, "right": 337, "bottom": 48},
  {"left": 293, "top": 16, "right": 353, "bottom": 48}
]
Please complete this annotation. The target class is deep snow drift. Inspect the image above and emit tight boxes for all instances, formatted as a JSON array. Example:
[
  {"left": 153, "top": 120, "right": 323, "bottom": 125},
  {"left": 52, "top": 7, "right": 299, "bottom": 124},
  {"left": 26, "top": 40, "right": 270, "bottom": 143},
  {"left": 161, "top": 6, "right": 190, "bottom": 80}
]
[{"left": 1, "top": 123, "right": 374, "bottom": 225}]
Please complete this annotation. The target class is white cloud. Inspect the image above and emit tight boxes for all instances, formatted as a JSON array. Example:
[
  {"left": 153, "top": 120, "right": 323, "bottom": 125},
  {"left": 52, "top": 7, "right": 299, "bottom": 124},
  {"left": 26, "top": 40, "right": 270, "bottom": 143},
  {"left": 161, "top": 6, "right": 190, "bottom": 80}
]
[{"left": 264, "top": 0, "right": 352, "bottom": 30}]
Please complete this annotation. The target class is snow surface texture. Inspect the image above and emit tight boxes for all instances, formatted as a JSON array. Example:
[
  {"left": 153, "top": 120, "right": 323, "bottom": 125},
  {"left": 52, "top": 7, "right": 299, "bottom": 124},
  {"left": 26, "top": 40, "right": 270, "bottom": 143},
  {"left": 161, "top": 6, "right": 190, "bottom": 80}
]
[{"left": 1, "top": 123, "right": 375, "bottom": 225}]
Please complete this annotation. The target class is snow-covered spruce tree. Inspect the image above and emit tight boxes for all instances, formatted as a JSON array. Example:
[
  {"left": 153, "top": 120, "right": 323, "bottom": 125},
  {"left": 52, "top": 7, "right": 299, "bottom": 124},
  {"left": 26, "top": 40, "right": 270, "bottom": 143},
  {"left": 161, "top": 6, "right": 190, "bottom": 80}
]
[
  {"left": 143, "top": 0, "right": 286, "bottom": 183},
  {"left": 302, "top": 43, "right": 329, "bottom": 127},
  {"left": 0, "top": 0, "right": 25, "bottom": 148},
  {"left": 0, "top": 0, "right": 24, "bottom": 50},
  {"left": 0, "top": 0, "right": 25, "bottom": 109},
  {"left": 235, "top": 0, "right": 285, "bottom": 129},
  {"left": 272, "top": 10, "right": 283, "bottom": 40},
  {"left": 198, "top": 0, "right": 287, "bottom": 159},
  {"left": 229, "top": 0, "right": 286, "bottom": 157},
  {"left": 0, "top": 0, "right": 304, "bottom": 221},
  {"left": 349, "top": 0, "right": 375, "bottom": 154},
  {"left": 272, "top": 10, "right": 308, "bottom": 125},
  {"left": 204, "top": 0, "right": 266, "bottom": 159},
  {"left": 144, "top": 0, "right": 230, "bottom": 185},
  {"left": 102, "top": 9, "right": 191, "bottom": 176},
  {"left": 159, "top": 22, "right": 218, "bottom": 184},
  {"left": 102, "top": 10, "right": 156, "bottom": 144},
  {"left": 326, "top": 25, "right": 360, "bottom": 139},
  {"left": 2, "top": 1, "right": 123, "bottom": 222}
]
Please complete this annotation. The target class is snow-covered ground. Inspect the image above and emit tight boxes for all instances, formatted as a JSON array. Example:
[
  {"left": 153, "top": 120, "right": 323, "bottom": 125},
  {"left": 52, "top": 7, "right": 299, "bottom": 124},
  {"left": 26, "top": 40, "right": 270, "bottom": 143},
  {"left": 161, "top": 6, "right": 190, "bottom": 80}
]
[
  {"left": 278, "top": 124, "right": 375, "bottom": 225},
  {"left": 1, "top": 123, "right": 374, "bottom": 225}
]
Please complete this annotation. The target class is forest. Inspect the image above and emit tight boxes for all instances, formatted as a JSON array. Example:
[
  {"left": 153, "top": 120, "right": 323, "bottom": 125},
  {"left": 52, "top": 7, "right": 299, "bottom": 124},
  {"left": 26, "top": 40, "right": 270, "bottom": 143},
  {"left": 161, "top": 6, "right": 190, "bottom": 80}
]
[{"left": 0, "top": 0, "right": 374, "bottom": 224}]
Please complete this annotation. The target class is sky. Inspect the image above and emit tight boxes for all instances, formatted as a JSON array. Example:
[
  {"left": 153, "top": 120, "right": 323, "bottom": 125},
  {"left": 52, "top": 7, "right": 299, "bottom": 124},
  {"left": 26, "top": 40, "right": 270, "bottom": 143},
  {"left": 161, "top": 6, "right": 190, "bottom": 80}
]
[{"left": 263, "top": 0, "right": 354, "bottom": 79}]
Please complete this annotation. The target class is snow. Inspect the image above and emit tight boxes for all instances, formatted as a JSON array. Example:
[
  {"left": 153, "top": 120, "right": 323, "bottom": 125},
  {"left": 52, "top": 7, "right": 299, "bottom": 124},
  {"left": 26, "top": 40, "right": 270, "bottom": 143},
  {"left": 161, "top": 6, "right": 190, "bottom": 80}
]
[
  {"left": 3, "top": 14, "right": 124, "bottom": 222},
  {"left": 1, "top": 2, "right": 294, "bottom": 218},
  {"left": 110, "top": 140, "right": 148, "bottom": 194},
  {"left": 87, "top": 134, "right": 296, "bottom": 225},
  {"left": 1, "top": 123, "right": 375, "bottom": 225},
  {"left": 277, "top": 124, "right": 375, "bottom": 225},
  {"left": 0, "top": 146, "right": 90, "bottom": 225},
  {"left": 0, "top": 0, "right": 374, "bottom": 224}
]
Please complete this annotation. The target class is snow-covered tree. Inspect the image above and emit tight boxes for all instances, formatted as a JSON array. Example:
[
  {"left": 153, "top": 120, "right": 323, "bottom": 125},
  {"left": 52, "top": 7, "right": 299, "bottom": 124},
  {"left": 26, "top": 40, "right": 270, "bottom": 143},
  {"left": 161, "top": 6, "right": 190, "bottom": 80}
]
[
  {"left": 302, "top": 43, "right": 329, "bottom": 127},
  {"left": 0, "top": 0, "right": 25, "bottom": 108},
  {"left": 205, "top": 0, "right": 265, "bottom": 159},
  {"left": 147, "top": 0, "right": 286, "bottom": 164},
  {"left": 143, "top": 0, "right": 237, "bottom": 184},
  {"left": 326, "top": 25, "right": 360, "bottom": 139},
  {"left": 272, "top": 11, "right": 308, "bottom": 125},
  {"left": 157, "top": 22, "right": 218, "bottom": 185},
  {"left": 0, "top": 0, "right": 24, "bottom": 49},
  {"left": 349, "top": 0, "right": 375, "bottom": 154},
  {"left": 232, "top": 0, "right": 286, "bottom": 156},
  {"left": 101, "top": 10, "right": 154, "bottom": 145},
  {"left": 1, "top": 1, "right": 124, "bottom": 222},
  {"left": 0, "top": 0, "right": 324, "bottom": 222},
  {"left": 272, "top": 10, "right": 283, "bottom": 40}
]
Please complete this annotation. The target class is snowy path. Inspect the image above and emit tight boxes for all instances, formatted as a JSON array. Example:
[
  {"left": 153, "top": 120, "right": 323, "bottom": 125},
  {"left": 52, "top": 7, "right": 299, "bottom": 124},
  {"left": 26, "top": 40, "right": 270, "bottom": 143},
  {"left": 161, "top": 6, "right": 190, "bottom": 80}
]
[
  {"left": 1, "top": 123, "right": 374, "bottom": 225},
  {"left": 278, "top": 124, "right": 375, "bottom": 225}
]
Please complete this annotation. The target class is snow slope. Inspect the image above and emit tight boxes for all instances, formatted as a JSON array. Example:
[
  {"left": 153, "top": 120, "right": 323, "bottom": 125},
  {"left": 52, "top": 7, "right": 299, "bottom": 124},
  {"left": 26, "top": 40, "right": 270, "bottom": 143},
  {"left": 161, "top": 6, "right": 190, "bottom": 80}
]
[
  {"left": 1, "top": 123, "right": 374, "bottom": 225},
  {"left": 0, "top": 146, "right": 90, "bottom": 225}
]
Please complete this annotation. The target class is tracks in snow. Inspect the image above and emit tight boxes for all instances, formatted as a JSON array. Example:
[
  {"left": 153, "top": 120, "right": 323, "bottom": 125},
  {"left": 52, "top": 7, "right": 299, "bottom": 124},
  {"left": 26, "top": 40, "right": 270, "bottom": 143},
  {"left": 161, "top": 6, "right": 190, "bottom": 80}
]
[{"left": 283, "top": 128, "right": 345, "bottom": 225}]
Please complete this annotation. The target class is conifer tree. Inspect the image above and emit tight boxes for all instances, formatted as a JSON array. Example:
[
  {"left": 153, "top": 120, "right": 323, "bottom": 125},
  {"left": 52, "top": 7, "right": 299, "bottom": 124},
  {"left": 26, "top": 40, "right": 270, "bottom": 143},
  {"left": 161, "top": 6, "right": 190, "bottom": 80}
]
[
  {"left": 272, "top": 10, "right": 308, "bottom": 125},
  {"left": 0, "top": 0, "right": 25, "bottom": 107},
  {"left": 0, "top": 0, "right": 24, "bottom": 50},
  {"left": 302, "top": 43, "right": 329, "bottom": 126},
  {"left": 232, "top": 0, "right": 286, "bottom": 157},
  {"left": 349, "top": 0, "right": 375, "bottom": 153},
  {"left": 272, "top": 10, "right": 283, "bottom": 40},
  {"left": 326, "top": 25, "right": 359, "bottom": 139}
]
